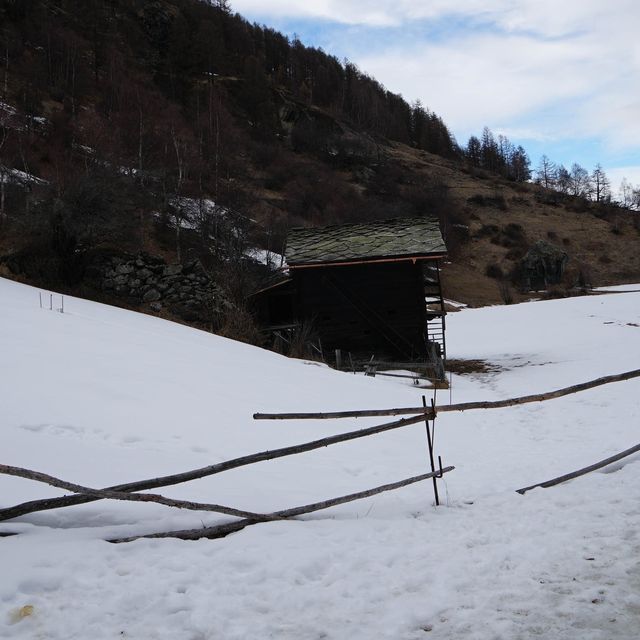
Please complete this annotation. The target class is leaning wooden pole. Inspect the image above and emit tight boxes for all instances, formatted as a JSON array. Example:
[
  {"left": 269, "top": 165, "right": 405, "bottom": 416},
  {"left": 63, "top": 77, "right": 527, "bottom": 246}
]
[
  {"left": 0, "top": 413, "right": 429, "bottom": 522},
  {"left": 253, "top": 368, "right": 640, "bottom": 421},
  {"left": 0, "top": 464, "right": 278, "bottom": 521},
  {"left": 254, "top": 407, "right": 435, "bottom": 420},
  {"left": 109, "top": 466, "right": 455, "bottom": 543},
  {"left": 516, "top": 442, "right": 640, "bottom": 495}
]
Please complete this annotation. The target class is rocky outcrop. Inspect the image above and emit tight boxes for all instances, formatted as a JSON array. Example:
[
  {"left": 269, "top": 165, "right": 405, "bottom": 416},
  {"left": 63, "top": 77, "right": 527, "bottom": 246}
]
[
  {"left": 275, "top": 90, "right": 380, "bottom": 166},
  {"left": 86, "top": 252, "right": 232, "bottom": 323}
]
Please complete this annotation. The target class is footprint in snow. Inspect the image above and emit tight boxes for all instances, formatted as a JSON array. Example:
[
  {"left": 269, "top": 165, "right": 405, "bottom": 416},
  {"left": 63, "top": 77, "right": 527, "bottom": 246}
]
[
  {"left": 190, "top": 446, "right": 209, "bottom": 454},
  {"left": 19, "top": 423, "right": 85, "bottom": 437}
]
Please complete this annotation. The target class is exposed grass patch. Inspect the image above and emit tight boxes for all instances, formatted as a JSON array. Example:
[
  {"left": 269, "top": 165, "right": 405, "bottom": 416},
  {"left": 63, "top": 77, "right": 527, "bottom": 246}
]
[{"left": 446, "top": 359, "right": 500, "bottom": 375}]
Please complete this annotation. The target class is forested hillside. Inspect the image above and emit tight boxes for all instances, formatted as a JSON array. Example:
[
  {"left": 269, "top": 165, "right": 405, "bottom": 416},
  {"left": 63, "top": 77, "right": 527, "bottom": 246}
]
[
  {"left": 0, "top": 0, "right": 639, "bottom": 338},
  {"left": 0, "top": 0, "right": 457, "bottom": 220}
]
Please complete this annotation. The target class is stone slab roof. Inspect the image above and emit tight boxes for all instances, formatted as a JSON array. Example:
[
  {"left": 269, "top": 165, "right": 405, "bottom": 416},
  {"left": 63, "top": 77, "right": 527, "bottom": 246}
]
[{"left": 286, "top": 217, "right": 447, "bottom": 267}]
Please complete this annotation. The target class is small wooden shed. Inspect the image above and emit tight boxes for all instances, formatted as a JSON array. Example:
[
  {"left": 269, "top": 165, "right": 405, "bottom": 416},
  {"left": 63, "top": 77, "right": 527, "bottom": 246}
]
[{"left": 254, "top": 217, "right": 448, "bottom": 365}]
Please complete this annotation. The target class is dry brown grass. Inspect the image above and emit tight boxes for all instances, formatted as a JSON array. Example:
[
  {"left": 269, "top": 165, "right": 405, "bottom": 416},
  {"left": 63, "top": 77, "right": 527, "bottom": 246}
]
[{"left": 384, "top": 144, "right": 640, "bottom": 307}]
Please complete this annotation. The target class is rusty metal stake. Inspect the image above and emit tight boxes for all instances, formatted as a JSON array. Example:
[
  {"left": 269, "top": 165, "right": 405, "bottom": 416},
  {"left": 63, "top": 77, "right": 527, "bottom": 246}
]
[{"left": 422, "top": 395, "right": 440, "bottom": 506}]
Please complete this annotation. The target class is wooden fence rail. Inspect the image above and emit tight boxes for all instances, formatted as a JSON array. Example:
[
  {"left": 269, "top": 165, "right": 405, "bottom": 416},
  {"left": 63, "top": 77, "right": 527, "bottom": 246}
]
[
  {"left": 253, "top": 368, "right": 640, "bottom": 421},
  {"left": 109, "top": 466, "right": 455, "bottom": 543},
  {"left": 516, "top": 442, "right": 640, "bottom": 494},
  {"left": 4, "top": 367, "right": 638, "bottom": 541},
  {"left": 255, "top": 407, "right": 435, "bottom": 420},
  {"left": 0, "top": 413, "right": 429, "bottom": 523},
  {"left": 0, "top": 464, "right": 278, "bottom": 521}
]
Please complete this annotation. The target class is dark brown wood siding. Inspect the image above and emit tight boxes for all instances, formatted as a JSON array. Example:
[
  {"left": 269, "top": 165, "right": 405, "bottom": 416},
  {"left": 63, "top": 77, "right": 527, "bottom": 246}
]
[{"left": 292, "top": 261, "right": 427, "bottom": 359}]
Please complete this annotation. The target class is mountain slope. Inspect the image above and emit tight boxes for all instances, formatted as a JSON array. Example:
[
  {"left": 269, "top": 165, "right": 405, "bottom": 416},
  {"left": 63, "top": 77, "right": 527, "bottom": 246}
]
[{"left": 0, "top": 0, "right": 638, "bottom": 321}]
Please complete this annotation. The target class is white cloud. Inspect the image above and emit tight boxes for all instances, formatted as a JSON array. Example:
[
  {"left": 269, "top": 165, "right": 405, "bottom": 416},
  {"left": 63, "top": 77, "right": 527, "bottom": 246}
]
[
  {"left": 231, "top": 0, "right": 400, "bottom": 26},
  {"left": 607, "top": 166, "right": 640, "bottom": 191},
  {"left": 231, "top": 0, "right": 640, "bottom": 160},
  {"left": 358, "top": 33, "right": 599, "bottom": 135},
  {"left": 493, "top": 128, "right": 556, "bottom": 143},
  {"left": 355, "top": 2, "right": 640, "bottom": 151},
  {"left": 232, "top": 0, "right": 632, "bottom": 34}
]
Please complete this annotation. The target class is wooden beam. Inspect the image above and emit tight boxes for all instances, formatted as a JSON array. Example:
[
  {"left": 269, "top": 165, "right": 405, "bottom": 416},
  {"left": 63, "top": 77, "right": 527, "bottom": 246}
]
[
  {"left": 0, "top": 464, "right": 279, "bottom": 521},
  {"left": 288, "top": 254, "right": 446, "bottom": 270},
  {"left": 254, "top": 368, "right": 640, "bottom": 421},
  {"left": 255, "top": 407, "right": 435, "bottom": 420},
  {"left": 437, "top": 367, "right": 640, "bottom": 413},
  {"left": 0, "top": 413, "right": 428, "bottom": 522},
  {"left": 516, "top": 443, "right": 640, "bottom": 494},
  {"left": 109, "top": 466, "right": 455, "bottom": 543}
]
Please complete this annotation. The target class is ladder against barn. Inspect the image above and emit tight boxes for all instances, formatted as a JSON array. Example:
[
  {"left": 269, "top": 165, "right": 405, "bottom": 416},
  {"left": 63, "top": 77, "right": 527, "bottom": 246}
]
[{"left": 424, "top": 263, "right": 446, "bottom": 364}]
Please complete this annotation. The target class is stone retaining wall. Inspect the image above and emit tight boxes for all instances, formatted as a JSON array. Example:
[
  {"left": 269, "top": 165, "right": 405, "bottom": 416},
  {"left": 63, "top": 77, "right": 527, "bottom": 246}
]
[{"left": 87, "top": 252, "right": 232, "bottom": 322}]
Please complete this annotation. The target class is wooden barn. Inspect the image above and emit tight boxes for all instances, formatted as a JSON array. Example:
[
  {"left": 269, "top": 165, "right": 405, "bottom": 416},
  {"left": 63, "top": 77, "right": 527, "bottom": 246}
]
[{"left": 254, "top": 217, "right": 448, "bottom": 370}]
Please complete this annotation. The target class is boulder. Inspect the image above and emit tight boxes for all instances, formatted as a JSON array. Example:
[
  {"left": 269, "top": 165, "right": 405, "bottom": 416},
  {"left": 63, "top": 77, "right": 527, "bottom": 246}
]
[
  {"left": 163, "top": 264, "right": 183, "bottom": 277},
  {"left": 143, "top": 289, "right": 161, "bottom": 303},
  {"left": 116, "top": 263, "right": 135, "bottom": 275}
]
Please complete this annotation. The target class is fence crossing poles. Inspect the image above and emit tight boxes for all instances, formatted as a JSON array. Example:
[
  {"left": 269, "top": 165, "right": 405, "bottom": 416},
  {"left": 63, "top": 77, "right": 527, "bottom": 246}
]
[{"left": 422, "top": 395, "right": 440, "bottom": 506}]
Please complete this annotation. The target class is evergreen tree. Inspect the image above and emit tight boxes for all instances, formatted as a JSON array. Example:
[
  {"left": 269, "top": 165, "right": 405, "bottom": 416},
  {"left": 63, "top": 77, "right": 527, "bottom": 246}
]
[
  {"left": 480, "top": 127, "right": 500, "bottom": 172},
  {"left": 556, "top": 164, "right": 572, "bottom": 194},
  {"left": 590, "top": 164, "right": 610, "bottom": 202},
  {"left": 466, "top": 136, "right": 481, "bottom": 167},
  {"left": 509, "top": 146, "right": 531, "bottom": 182},
  {"left": 535, "top": 155, "right": 556, "bottom": 189}
]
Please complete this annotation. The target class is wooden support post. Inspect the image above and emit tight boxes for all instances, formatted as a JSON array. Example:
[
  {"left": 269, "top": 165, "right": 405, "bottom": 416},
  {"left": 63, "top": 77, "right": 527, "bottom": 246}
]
[
  {"left": 364, "top": 355, "right": 376, "bottom": 377},
  {"left": 335, "top": 349, "right": 342, "bottom": 371},
  {"left": 422, "top": 395, "right": 440, "bottom": 506}
]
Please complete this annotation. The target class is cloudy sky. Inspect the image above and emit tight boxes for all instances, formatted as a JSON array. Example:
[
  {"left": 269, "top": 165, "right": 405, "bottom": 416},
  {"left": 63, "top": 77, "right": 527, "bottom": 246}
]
[{"left": 231, "top": 0, "right": 640, "bottom": 191}]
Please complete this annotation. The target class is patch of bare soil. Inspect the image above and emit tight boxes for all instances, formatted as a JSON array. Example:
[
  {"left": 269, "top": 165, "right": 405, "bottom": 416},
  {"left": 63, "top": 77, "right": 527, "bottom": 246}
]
[{"left": 446, "top": 359, "right": 501, "bottom": 375}]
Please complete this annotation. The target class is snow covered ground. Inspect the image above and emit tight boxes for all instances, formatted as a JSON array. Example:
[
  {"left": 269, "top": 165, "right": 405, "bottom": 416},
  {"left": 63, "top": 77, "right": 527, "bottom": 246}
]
[
  {"left": 594, "top": 284, "right": 640, "bottom": 293},
  {"left": 1, "top": 277, "right": 639, "bottom": 639}
]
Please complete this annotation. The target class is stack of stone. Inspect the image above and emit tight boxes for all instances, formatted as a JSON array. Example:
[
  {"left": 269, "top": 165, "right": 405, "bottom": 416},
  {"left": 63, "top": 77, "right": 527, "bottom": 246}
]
[{"left": 97, "top": 253, "right": 230, "bottom": 322}]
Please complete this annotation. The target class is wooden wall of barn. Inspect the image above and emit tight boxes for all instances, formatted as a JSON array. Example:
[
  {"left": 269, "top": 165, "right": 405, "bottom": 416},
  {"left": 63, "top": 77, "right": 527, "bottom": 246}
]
[{"left": 292, "top": 261, "right": 427, "bottom": 360}]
